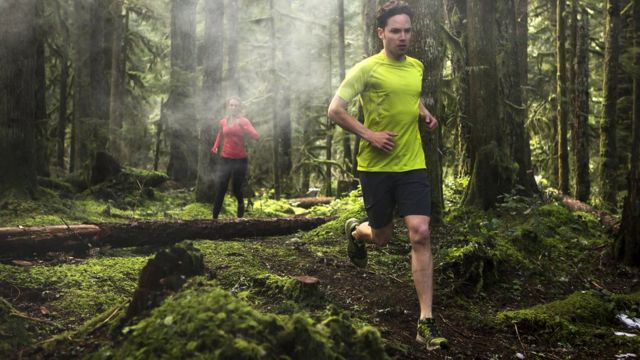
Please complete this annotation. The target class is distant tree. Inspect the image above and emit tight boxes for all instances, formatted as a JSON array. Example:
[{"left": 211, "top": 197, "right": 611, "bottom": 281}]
[
  {"left": 196, "top": 0, "right": 224, "bottom": 202},
  {"left": 54, "top": 0, "right": 71, "bottom": 171},
  {"left": 600, "top": 0, "right": 621, "bottom": 210},
  {"left": 572, "top": 6, "right": 590, "bottom": 202},
  {"left": 557, "top": 0, "right": 570, "bottom": 194},
  {"left": 464, "top": 0, "right": 514, "bottom": 209},
  {"left": 166, "top": 0, "right": 198, "bottom": 185},
  {"left": 0, "top": 0, "right": 38, "bottom": 197}
]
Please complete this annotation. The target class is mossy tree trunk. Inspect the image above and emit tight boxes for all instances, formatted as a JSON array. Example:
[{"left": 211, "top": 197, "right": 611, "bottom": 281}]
[
  {"left": 166, "top": 0, "right": 198, "bottom": 185},
  {"left": 407, "top": 0, "right": 445, "bottom": 222},
  {"left": 631, "top": 0, "right": 640, "bottom": 176},
  {"left": 549, "top": 0, "right": 559, "bottom": 188},
  {"left": 463, "top": 0, "right": 514, "bottom": 210},
  {"left": 556, "top": 0, "right": 570, "bottom": 195},
  {"left": 338, "top": 0, "right": 352, "bottom": 176},
  {"left": 0, "top": 0, "right": 38, "bottom": 198},
  {"left": 600, "top": 0, "right": 621, "bottom": 210},
  {"left": 497, "top": 0, "right": 538, "bottom": 197},
  {"left": 196, "top": 0, "right": 225, "bottom": 203},
  {"left": 572, "top": 7, "right": 591, "bottom": 202}
]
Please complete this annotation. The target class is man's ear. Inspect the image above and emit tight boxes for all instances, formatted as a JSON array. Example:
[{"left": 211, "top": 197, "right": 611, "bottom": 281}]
[{"left": 377, "top": 27, "right": 384, "bottom": 39}]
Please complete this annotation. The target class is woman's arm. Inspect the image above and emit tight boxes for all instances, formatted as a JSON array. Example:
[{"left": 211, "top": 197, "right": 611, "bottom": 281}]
[
  {"left": 241, "top": 118, "right": 260, "bottom": 140},
  {"left": 211, "top": 120, "right": 225, "bottom": 153}
]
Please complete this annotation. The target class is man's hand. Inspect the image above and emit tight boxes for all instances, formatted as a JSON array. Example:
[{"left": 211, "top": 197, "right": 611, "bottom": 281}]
[
  {"left": 366, "top": 130, "right": 397, "bottom": 152},
  {"left": 419, "top": 102, "right": 439, "bottom": 131}
]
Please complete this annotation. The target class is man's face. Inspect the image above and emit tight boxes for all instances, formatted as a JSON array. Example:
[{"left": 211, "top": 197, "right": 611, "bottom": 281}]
[{"left": 378, "top": 13, "right": 412, "bottom": 60}]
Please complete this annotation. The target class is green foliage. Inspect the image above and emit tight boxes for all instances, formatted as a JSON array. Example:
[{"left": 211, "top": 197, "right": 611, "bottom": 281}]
[
  {"left": 303, "top": 189, "right": 365, "bottom": 241},
  {"left": 0, "top": 298, "right": 32, "bottom": 356},
  {"left": 94, "top": 278, "right": 387, "bottom": 360}
]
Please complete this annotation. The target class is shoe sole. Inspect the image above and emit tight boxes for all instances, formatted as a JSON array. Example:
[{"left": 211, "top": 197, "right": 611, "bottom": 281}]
[
  {"left": 345, "top": 218, "right": 367, "bottom": 268},
  {"left": 416, "top": 334, "right": 449, "bottom": 351}
]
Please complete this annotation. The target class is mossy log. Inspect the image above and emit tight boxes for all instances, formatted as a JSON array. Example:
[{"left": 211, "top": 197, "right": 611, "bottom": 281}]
[
  {"left": 288, "top": 197, "right": 334, "bottom": 209},
  {"left": 561, "top": 195, "right": 617, "bottom": 231},
  {"left": 0, "top": 217, "right": 333, "bottom": 257}
]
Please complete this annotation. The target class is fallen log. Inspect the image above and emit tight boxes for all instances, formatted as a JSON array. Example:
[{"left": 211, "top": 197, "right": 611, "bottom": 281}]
[
  {"left": 288, "top": 197, "right": 334, "bottom": 209},
  {"left": 0, "top": 217, "right": 333, "bottom": 257},
  {"left": 560, "top": 196, "right": 618, "bottom": 232}
]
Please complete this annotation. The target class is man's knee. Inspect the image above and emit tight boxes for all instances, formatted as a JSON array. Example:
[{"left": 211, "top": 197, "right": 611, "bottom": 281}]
[{"left": 408, "top": 222, "right": 431, "bottom": 247}]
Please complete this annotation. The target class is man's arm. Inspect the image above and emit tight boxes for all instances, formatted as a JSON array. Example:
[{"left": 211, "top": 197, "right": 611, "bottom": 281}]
[
  {"left": 327, "top": 95, "right": 397, "bottom": 153},
  {"left": 419, "top": 99, "right": 438, "bottom": 131}
]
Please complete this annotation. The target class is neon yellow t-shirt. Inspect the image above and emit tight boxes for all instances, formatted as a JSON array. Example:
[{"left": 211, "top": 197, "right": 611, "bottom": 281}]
[{"left": 336, "top": 51, "right": 425, "bottom": 172}]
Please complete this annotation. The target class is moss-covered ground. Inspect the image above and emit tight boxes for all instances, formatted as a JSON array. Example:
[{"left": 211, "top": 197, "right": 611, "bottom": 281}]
[{"left": 1, "top": 174, "right": 639, "bottom": 359}]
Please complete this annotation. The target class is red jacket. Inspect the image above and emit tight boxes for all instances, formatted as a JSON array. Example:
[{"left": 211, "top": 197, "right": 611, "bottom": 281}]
[{"left": 211, "top": 116, "right": 259, "bottom": 159}]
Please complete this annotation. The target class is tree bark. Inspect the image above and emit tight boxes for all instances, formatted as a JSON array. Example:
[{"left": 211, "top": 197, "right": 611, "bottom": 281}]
[
  {"left": 0, "top": 217, "right": 334, "bottom": 257},
  {"left": 600, "top": 0, "right": 621, "bottom": 210},
  {"left": 557, "top": 0, "right": 570, "bottom": 194},
  {"left": 572, "top": 7, "right": 591, "bottom": 202},
  {"left": 0, "top": 0, "right": 38, "bottom": 198}
]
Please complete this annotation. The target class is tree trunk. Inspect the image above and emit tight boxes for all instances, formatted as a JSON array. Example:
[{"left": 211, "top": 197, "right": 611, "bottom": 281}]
[
  {"left": 615, "top": 171, "right": 640, "bottom": 266},
  {"left": 108, "top": 0, "right": 126, "bottom": 162},
  {"left": 572, "top": 7, "right": 591, "bottom": 202},
  {"left": 35, "top": 0, "right": 49, "bottom": 178},
  {"left": 614, "top": 0, "right": 640, "bottom": 267},
  {"left": 557, "top": 0, "right": 570, "bottom": 194},
  {"left": 549, "top": 0, "right": 559, "bottom": 188},
  {"left": 269, "top": 0, "right": 282, "bottom": 199},
  {"left": 196, "top": 0, "right": 225, "bottom": 203},
  {"left": 166, "top": 0, "right": 199, "bottom": 185},
  {"left": 407, "top": 0, "right": 445, "bottom": 222},
  {"left": 338, "top": 0, "right": 352, "bottom": 176},
  {"left": 0, "top": 0, "right": 38, "bottom": 198},
  {"left": 72, "top": 0, "right": 109, "bottom": 173},
  {"left": 631, "top": 0, "right": 640, "bottom": 175},
  {"left": 497, "top": 0, "right": 538, "bottom": 196},
  {"left": 226, "top": 0, "right": 239, "bottom": 97},
  {"left": 56, "top": 0, "right": 70, "bottom": 171},
  {"left": 464, "top": 0, "right": 513, "bottom": 209},
  {"left": 0, "top": 217, "right": 334, "bottom": 257},
  {"left": 446, "top": 0, "right": 471, "bottom": 178},
  {"left": 600, "top": 0, "right": 621, "bottom": 210}
]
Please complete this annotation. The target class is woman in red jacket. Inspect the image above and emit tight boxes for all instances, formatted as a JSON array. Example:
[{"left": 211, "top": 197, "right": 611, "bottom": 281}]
[{"left": 210, "top": 97, "right": 260, "bottom": 219}]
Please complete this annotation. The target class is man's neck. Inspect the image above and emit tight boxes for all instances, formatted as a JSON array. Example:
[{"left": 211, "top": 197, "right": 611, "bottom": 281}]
[{"left": 383, "top": 49, "right": 405, "bottom": 61}]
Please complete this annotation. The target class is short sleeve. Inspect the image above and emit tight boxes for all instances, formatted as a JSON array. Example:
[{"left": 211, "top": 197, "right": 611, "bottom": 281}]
[{"left": 335, "top": 59, "right": 370, "bottom": 102}]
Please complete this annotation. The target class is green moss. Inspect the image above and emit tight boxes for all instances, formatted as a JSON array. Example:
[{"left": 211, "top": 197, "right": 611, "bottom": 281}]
[
  {"left": 0, "top": 298, "right": 32, "bottom": 357},
  {"left": 497, "top": 290, "right": 640, "bottom": 352},
  {"left": 94, "top": 278, "right": 387, "bottom": 360},
  {"left": 0, "top": 255, "right": 147, "bottom": 327}
]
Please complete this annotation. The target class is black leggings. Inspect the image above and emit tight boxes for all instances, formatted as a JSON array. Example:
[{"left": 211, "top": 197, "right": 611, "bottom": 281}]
[{"left": 212, "top": 157, "right": 248, "bottom": 219}]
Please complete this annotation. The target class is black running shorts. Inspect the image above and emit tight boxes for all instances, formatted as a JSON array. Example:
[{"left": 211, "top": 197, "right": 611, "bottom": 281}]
[{"left": 358, "top": 169, "right": 432, "bottom": 229}]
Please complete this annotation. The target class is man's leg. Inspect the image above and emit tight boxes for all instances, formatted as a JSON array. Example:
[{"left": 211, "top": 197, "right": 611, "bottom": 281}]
[
  {"left": 404, "top": 215, "right": 433, "bottom": 319},
  {"left": 353, "top": 221, "right": 393, "bottom": 247}
]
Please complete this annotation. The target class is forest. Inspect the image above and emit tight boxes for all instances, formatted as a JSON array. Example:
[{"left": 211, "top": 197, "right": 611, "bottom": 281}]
[{"left": 0, "top": 0, "right": 639, "bottom": 358}]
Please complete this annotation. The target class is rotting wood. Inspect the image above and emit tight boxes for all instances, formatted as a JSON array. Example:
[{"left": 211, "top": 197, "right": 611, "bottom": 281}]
[
  {"left": 561, "top": 196, "right": 617, "bottom": 232},
  {"left": 0, "top": 217, "right": 334, "bottom": 257}
]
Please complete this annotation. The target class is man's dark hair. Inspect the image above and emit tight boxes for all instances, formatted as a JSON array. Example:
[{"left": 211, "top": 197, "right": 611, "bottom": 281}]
[{"left": 376, "top": 0, "right": 413, "bottom": 29}]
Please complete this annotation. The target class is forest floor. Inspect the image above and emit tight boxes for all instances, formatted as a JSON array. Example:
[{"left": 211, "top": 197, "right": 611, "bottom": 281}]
[{"left": 1, "top": 169, "right": 639, "bottom": 359}]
